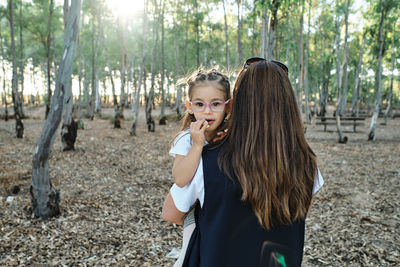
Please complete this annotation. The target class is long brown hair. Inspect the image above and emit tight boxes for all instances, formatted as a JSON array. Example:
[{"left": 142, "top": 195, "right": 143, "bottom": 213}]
[
  {"left": 173, "top": 69, "right": 231, "bottom": 142},
  {"left": 219, "top": 61, "right": 317, "bottom": 230}
]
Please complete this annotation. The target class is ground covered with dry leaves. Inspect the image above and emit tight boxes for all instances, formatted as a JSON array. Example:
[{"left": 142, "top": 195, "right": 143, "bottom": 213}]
[{"left": 0, "top": 106, "right": 399, "bottom": 266}]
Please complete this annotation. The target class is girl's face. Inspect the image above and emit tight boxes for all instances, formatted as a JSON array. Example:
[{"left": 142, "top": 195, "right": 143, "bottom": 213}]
[{"left": 185, "top": 83, "right": 231, "bottom": 138}]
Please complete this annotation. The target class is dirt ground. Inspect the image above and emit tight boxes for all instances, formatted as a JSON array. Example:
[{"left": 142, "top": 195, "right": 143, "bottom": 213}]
[{"left": 0, "top": 106, "right": 399, "bottom": 266}]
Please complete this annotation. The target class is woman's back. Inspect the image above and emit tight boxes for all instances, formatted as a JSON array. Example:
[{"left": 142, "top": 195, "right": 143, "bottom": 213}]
[{"left": 184, "top": 146, "right": 305, "bottom": 267}]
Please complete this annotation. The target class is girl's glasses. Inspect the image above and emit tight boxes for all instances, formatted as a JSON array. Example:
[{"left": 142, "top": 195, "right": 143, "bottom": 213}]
[
  {"left": 244, "top": 57, "right": 289, "bottom": 74},
  {"left": 189, "top": 100, "right": 230, "bottom": 112}
]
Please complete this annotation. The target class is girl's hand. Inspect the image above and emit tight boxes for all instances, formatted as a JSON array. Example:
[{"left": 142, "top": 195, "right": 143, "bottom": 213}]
[
  {"left": 190, "top": 119, "right": 208, "bottom": 147},
  {"left": 212, "top": 128, "right": 228, "bottom": 143}
]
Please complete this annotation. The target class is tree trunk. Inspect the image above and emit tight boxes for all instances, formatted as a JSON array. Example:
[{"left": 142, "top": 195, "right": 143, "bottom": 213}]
[
  {"left": 95, "top": 72, "right": 101, "bottom": 113},
  {"left": 2, "top": 60, "right": 8, "bottom": 121},
  {"left": 266, "top": 0, "right": 279, "bottom": 60},
  {"left": 303, "top": 0, "right": 311, "bottom": 123},
  {"left": 334, "top": 14, "right": 342, "bottom": 110},
  {"left": 368, "top": 0, "right": 386, "bottom": 141},
  {"left": 251, "top": 0, "right": 256, "bottom": 56},
  {"left": 222, "top": 0, "right": 229, "bottom": 68},
  {"left": 260, "top": 0, "right": 270, "bottom": 58},
  {"left": 237, "top": 0, "right": 243, "bottom": 64},
  {"left": 83, "top": 63, "right": 90, "bottom": 111},
  {"left": 31, "top": 0, "right": 81, "bottom": 218},
  {"left": 8, "top": 0, "right": 24, "bottom": 138},
  {"left": 319, "top": 58, "right": 332, "bottom": 117},
  {"left": 89, "top": 4, "right": 97, "bottom": 120},
  {"left": 146, "top": 0, "right": 159, "bottom": 132},
  {"left": 2, "top": 74, "right": 7, "bottom": 121},
  {"left": 0, "top": 23, "right": 9, "bottom": 121},
  {"left": 146, "top": 73, "right": 155, "bottom": 132},
  {"left": 335, "top": 111, "right": 347, "bottom": 143},
  {"left": 351, "top": 37, "right": 365, "bottom": 117},
  {"left": 77, "top": 33, "right": 83, "bottom": 129},
  {"left": 166, "top": 73, "right": 171, "bottom": 108},
  {"left": 111, "top": 71, "right": 121, "bottom": 129},
  {"left": 131, "top": 63, "right": 137, "bottom": 112},
  {"left": 334, "top": 10, "right": 346, "bottom": 143},
  {"left": 159, "top": 0, "right": 167, "bottom": 125},
  {"left": 61, "top": 0, "right": 77, "bottom": 151},
  {"left": 183, "top": 4, "right": 189, "bottom": 71},
  {"left": 45, "top": 0, "right": 54, "bottom": 119},
  {"left": 18, "top": 1, "right": 24, "bottom": 118},
  {"left": 131, "top": 0, "right": 148, "bottom": 136},
  {"left": 335, "top": 57, "right": 347, "bottom": 143},
  {"left": 285, "top": 13, "right": 290, "bottom": 75},
  {"left": 97, "top": 2, "right": 120, "bottom": 128},
  {"left": 297, "top": 0, "right": 305, "bottom": 114},
  {"left": 383, "top": 30, "right": 395, "bottom": 124},
  {"left": 312, "top": 80, "right": 318, "bottom": 116},
  {"left": 339, "top": 0, "right": 350, "bottom": 116},
  {"left": 119, "top": 18, "right": 127, "bottom": 118},
  {"left": 173, "top": 32, "right": 183, "bottom": 118},
  {"left": 120, "top": 53, "right": 126, "bottom": 118},
  {"left": 76, "top": 26, "right": 84, "bottom": 129},
  {"left": 176, "top": 85, "right": 183, "bottom": 119},
  {"left": 194, "top": 0, "right": 200, "bottom": 68},
  {"left": 260, "top": 4, "right": 268, "bottom": 58},
  {"left": 146, "top": 73, "right": 155, "bottom": 131}
]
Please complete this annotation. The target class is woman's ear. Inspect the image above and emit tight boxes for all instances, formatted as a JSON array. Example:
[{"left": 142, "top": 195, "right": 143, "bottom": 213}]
[{"left": 185, "top": 100, "right": 193, "bottom": 114}]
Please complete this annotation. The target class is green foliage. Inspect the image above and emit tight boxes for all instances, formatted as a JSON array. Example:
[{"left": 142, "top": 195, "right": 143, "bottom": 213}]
[{"left": 0, "top": 0, "right": 398, "bottom": 106}]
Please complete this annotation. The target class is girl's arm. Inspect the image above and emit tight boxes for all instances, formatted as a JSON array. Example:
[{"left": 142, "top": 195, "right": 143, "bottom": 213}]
[
  {"left": 173, "top": 120, "right": 208, "bottom": 187},
  {"left": 161, "top": 192, "right": 185, "bottom": 225},
  {"left": 172, "top": 145, "right": 203, "bottom": 187}
]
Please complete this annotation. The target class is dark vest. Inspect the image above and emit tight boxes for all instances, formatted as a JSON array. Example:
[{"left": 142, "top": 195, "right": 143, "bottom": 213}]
[{"left": 183, "top": 146, "right": 305, "bottom": 267}]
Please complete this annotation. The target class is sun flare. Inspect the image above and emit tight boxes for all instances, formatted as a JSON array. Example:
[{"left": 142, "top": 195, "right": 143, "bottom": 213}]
[{"left": 108, "top": 0, "right": 145, "bottom": 19}]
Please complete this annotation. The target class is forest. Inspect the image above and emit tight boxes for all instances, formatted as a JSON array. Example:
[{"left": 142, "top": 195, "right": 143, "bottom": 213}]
[{"left": 0, "top": 0, "right": 399, "bottom": 266}]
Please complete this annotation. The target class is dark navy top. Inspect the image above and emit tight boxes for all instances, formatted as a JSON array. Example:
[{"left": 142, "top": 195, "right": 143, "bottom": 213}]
[{"left": 183, "top": 146, "right": 306, "bottom": 267}]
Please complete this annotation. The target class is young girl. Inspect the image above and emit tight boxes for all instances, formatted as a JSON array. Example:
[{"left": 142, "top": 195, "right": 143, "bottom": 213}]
[
  {"left": 163, "top": 59, "right": 324, "bottom": 266},
  {"left": 162, "top": 69, "right": 231, "bottom": 267}
]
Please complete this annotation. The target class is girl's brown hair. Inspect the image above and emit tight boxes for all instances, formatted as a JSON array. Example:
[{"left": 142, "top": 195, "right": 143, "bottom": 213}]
[
  {"left": 175, "top": 69, "right": 231, "bottom": 137},
  {"left": 219, "top": 61, "right": 317, "bottom": 230}
]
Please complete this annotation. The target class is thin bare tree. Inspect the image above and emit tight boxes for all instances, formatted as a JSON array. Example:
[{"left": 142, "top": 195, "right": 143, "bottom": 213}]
[
  {"left": 339, "top": 0, "right": 351, "bottom": 116},
  {"left": 18, "top": 1, "right": 25, "bottom": 118},
  {"left": 159, "top": 0, "right": 167, "bottom": 125},
  {"left": 266, "top": 0, "right": 280, "bottom": 60},
  {"left": 146, "top": 0, "right": 160, "bottom": 132},
  {"left": 260, "top": 2, "right": 269, "bottom": 58},
  {"left": 303, "top": 0, "right": 312, "bottom": 123},
  {"left": 130, "top": 0, "right": 148, "bottom": 136},
  {"left": 368, "top": 0, "right": 386, "bottom": 141},
  {"left": 334, "top": 6, "right": 347, "bottom": 143},
  {"left": 383, "top": 27, "right": 396, "bottom": 124},
  {"left": 222, "top": 0, "right": 229, "bottom": 67},
  {"left": 351, "top": 36, "right": 365, "bottom": 117},
  {"left": 45, "top": 0, "right": 54, "bottom": 119},
  {"left": 8, "top": 0, "right": 24, "bottom": 138},
  {"left": 61, "top": 0, "right": 78, "bottom": 151},
  {"left": 0, "top": 19, "right": 9, "bottom": 121},
  {"left": 297, "top": 0, "right": 305, "bottom": 113},
  {"left": 194, "top": 0, "right": 200, "bottom": 67},
  {"left": 236, "top": 0, "right": 243, "bottom": 64},
  {"left": 31, "top": 0, "right": 81, "bottom": 218}
]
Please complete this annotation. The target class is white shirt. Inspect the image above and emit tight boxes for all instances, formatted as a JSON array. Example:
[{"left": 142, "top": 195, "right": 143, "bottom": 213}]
[
  {"left": 169, "top": 129, "right": 324, "bottom": 212},
  {"left": 169, "top": 129, "right": 207, "bottom": 212}
]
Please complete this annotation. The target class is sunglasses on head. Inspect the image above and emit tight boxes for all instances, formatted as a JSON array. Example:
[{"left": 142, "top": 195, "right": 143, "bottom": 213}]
[{"left": 243, "top": 57, "right": 289, "bottom": 74}]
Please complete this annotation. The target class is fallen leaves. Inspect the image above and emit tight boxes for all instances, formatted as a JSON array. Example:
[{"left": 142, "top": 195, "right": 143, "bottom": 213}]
[{"left": 0, "top": 106, "right": 399, "bottom": 266}]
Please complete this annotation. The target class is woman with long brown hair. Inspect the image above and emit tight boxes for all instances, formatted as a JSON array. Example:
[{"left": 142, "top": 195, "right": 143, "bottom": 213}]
[{"left": 162, "top": 58, "right": 324, "bottom": 267}]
